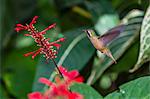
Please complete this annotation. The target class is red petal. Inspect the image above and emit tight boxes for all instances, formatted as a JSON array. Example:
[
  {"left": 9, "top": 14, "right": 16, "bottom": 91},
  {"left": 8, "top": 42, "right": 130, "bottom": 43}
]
[
  {"left": 59, "top": 66, "right": 77, "bottom": 80},
  {"left": 46, "top": 38, "right": 50, "bottom": 41},
  {"left": 24, "top": 34, "right": 31, "bottom": 36},
  {"left": 40, "top": 23, "right": 56, "bottom": 34},
  {"left": 74, "top": 76, "right": 84, "bottom": 83},
  {"left": 59, "top": 66, "right": 68, "bottom": 76},
  {"left": 24, "top": 52, "right": 34, "bottom": 57},
  {"left": 15, "top": 27, "right": 21, "bottom": 32},
  {"left": 56, "top": 85, "right": 71, "bottom": 97},
  {"left": 39, "top": 77, "right": 54, "bottom": 87},
  {"left": 68, "top": 92, "right": 83, "bottom": 99},
  {"left": 55, "top": 76, "right": 61, "bottom": 84},
  {"left": 52, "top": 43, "right": 61, "bottom": 49},
  {"left": 68, "top": 70, "right": 79, "bottom": 79},
  {"left": 58, "top": 38, "right": 65, "bottom": 42},
  {"left": 29, "top": 16, "right": 38, "bottom": 26},
  {"left": 59, "top": 66, "right": 84, "bottom": 83},
  {"left": 31, "top": 48, "right": 42, "bottom": 59},
  {"left": 28, "top": 92, "right": 43, "bottom": 99},
  {"left": 15, "top": 27, "right": 25, "bottom": 32},
  {"left": 15, "top": 24, "right": 27, "bottom": 32},
  {"left": 16, "top": 24, "right": 25, "bottom": 27}
]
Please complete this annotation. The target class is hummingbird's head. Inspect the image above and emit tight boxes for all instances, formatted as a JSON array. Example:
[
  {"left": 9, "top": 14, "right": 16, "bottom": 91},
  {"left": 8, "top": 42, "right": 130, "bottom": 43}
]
[{"left": 83, "top": 29, "right": 95, "bottom": 38}]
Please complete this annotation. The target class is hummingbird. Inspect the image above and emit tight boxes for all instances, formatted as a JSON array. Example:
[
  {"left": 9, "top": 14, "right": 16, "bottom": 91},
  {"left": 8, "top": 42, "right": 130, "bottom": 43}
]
[{"left": 84, "top": 25, "right": 125, "bottom": 64}]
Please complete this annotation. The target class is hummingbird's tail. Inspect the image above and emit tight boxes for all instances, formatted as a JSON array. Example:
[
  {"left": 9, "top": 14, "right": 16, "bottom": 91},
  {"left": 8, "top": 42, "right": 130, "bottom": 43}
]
[{"left": 104, "top": 49, "right": 117, "bottom": 64}]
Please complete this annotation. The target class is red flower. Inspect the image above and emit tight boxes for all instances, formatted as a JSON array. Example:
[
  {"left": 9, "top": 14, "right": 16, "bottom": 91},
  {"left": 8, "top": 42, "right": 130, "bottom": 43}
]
[
  {"left": 59, "top": 66, "right": 84, "bottom": 83},
  {"left": 28, "top": 92, "right": 43, "bottom": 99},
  {"left": 28, "top": 66, "right": 84, "bottom": 99},
  {"left": 15, "top": 16, "right": 65, "bottom": 60},
  {"left": 28, "top": 77, "right": 83, "bottom": 99}
]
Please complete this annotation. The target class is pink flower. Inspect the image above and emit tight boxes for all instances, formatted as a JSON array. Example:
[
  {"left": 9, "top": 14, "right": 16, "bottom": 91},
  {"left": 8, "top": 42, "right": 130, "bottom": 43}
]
[{"left": 15, "top": 16, "right": 65, "bottom": 60}]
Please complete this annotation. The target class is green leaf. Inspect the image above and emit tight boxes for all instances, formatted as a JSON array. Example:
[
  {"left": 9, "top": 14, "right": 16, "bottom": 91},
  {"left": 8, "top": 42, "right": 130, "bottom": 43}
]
[
  {"left": 87, "top": 10, "right": 144, "bottom": 84},
  {"left": 109, "top": 41, "right": 139, "bottom": 73},
  {"left": 85, "top": 0, "right": 115, "bottom": 22},
  {"left": 95, "top": 14, "right": 119, "bottom": 35},
  {"left": 2, "top": 47, "right": 37, "bottom": 98},
  {"left": 71, "top": 83, "right": 103, "bottom": 99},
  {"left": 1, "top": 0, "right": 36, "bottom": 48},
  {"left": 33, "top": 28, "right": 95, "bottom": 91},
  {"left": 37, "top": 0, "right": 58, "bottom": 23},
  {"left": 110, "top": 0, "right": 149, "bottom": 19},
  {"left": 54, "top": 0, "right": 83, "bottom": 10},
  {"left": 0, "top": 86, "right": 9, "bottom": 99},
  {"left": 104, "top": 76, "right": 150, "bottom": 99},
  {"left": 15, "top": 36, "right": 34, "bottom": 48},
  {"left": 130, "top": 6, "right": 150, "bottom": 72}
]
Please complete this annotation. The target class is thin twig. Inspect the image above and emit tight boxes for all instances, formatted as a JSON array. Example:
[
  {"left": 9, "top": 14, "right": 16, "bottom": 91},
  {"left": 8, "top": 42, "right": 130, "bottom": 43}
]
[{"left": 51, "top": 58, "right": 64, "bottom": 79}]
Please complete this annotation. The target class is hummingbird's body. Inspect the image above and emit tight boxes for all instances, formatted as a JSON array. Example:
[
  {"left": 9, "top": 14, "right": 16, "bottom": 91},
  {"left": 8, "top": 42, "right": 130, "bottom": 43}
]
[
  {"left": 84, "top": 25, "right": 125, "bottom": 64},
  {"left": 88, "top": 36, "right": 104, "bottom": 50}
]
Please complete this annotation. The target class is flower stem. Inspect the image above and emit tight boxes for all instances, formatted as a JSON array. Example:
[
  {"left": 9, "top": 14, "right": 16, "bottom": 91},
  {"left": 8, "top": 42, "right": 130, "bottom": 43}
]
[{"left": 51, "top": 58, "right": 64, "bottom": 78}]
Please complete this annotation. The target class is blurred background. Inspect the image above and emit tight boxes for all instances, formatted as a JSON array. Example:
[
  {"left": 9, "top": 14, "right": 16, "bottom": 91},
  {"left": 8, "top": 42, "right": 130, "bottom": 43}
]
[{"left": 1, "top": 0, "right": 150, "bottom": 99}]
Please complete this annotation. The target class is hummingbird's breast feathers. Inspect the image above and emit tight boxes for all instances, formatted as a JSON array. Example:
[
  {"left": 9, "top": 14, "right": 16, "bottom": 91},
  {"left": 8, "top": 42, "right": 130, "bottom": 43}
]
[{"left": 89, "top": 36, "right": 105, "bottom": 50}]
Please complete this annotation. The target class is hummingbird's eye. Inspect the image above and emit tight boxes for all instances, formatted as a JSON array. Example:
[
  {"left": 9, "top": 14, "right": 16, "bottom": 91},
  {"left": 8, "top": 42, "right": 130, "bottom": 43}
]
[
  {"left": 86, "top": 30, "right": 91, "bottom": 37},
  {"left": 87, "top": 33, "right": 90, "bottom": 37}
]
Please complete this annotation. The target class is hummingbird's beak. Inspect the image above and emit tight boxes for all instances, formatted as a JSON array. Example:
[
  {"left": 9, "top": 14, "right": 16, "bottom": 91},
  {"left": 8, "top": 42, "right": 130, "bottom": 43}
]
[{"left": 105, "top": 50, "right": 117, "bottom": 64}]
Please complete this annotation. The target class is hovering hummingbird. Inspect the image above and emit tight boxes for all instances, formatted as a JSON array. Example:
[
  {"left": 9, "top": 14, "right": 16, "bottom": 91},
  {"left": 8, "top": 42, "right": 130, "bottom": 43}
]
[{"left": 84, "top": 25, "right": 125, "bottom": 64}]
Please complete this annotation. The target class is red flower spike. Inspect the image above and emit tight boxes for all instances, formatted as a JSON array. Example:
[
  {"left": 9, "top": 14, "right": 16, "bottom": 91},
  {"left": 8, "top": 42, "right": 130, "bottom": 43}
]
[{"left": 15, "top": 16, "right": 65, "bottom": 60}]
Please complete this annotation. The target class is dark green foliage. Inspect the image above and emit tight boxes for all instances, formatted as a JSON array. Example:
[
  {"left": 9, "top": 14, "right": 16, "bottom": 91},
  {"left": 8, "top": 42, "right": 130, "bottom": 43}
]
[
  {"left": 105, "top": 76, "right": 150, "bottom": 99},
  {"left": 1, "top": 0, "right": 150, "bottom": 98}
]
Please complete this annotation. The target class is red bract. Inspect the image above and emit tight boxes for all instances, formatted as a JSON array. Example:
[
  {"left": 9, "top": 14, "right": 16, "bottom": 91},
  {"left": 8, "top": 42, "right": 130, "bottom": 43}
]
[
  {"left": 59, "top": 66, "right": 84, "bottom": 83},
  {"left": 15, "top": 16, "right": 65, "bottom": 60},
  {"left": 28, "top": 66, "right": 84, "bottom": 99},
  {"left": 28, "top": 77, "right": 83, "bottom": 99},
  {"left": 28, "top": 92, "right": 43, "bottom": 99}
]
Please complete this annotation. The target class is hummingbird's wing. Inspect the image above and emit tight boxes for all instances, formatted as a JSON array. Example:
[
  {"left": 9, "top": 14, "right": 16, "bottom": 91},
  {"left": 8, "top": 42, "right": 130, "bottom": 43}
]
[{"left": 98, "top": 25, "right": 125, "bottom": 45}]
